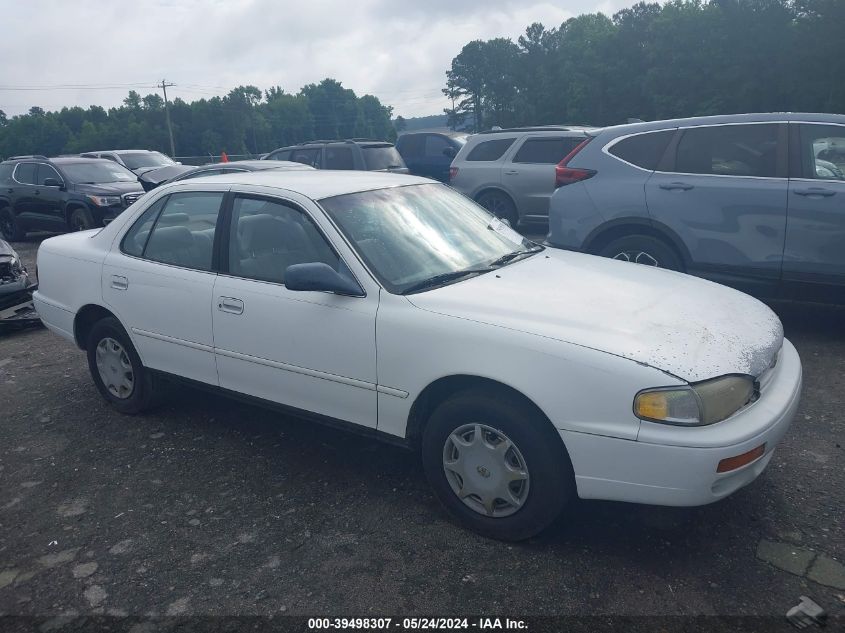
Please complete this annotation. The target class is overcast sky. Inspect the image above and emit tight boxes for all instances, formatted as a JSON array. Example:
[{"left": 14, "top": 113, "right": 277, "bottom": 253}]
[{"left": 1, "top": 0, "right": 634, "bottom": 119}]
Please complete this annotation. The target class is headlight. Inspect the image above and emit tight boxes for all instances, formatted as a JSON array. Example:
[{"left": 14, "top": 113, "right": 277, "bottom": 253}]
[
  {"left": 86, "top": 195, "right": 122, "bottom": 206},
  {"left": 634, "top": 375, "right": 756, "bottom": 426}
]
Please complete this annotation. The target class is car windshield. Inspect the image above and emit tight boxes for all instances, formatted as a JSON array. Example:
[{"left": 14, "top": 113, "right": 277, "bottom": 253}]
[
  {"left": 319, "top": 183, "right": 540, "bottom": 294},
  {"left": 362, "top": 145, "right": 405, "bottom": 170},
  {"left": 118, "top": 152, "right": 174, "bottom": 170},
  {"left": 61, "top": 162, "right": 138, "bottom": 184}
]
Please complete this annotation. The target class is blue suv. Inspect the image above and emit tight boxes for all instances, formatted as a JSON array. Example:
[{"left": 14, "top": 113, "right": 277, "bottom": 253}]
[{"left": 547, "top": 113, "right": 845, "bottom": 304}]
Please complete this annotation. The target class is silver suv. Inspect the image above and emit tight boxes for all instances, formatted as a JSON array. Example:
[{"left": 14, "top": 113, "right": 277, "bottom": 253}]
[{"left": 449, "top": 126, "right": 594, "bottom": 227}]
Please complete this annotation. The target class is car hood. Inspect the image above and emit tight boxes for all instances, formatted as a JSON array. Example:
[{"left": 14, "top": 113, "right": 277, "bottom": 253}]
[
  {"left": 73, "top": 182, "right": 145, "bottom": 196},
  {"left": 406, "top": 248, "right": 783, "bottom": 383},
  {"left": 138, "top": 164, "right": 193, "bottom": 190},
  {"left": 0, "top": 239, "right": 15, "bottom": 258}
]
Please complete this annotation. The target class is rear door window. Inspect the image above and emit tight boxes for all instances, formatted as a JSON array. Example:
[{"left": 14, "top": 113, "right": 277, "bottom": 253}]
[
  {"left": 142, "top": 192, "right": 224, "bottom": 271},
  {"left": 325, "top": 147, "right": 355, "bottom": 170},
  {"left": 609, "top": 130, "right": 675, "bottom": 170},
  {"left": 466, "top": 138, "right": 516, "bottom": 161},
  {"left": 512, "top": 137, "right": 584, "bottom": 164},
  {"left": 14, "top": 163, "right": 37, "bottom": 184},
  {"left": 675, "top": 124, "right": 779, "bottom": 177}
]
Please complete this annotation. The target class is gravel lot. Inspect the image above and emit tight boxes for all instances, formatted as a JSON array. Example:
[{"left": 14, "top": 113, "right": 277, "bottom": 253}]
[{"left": 1, "top": 235, "right": 843, "bottom": 621}]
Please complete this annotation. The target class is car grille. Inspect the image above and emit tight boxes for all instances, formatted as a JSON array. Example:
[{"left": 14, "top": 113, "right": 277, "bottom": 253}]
[{"left": 123, "top": 192, "right": 143, "bottom": 207}]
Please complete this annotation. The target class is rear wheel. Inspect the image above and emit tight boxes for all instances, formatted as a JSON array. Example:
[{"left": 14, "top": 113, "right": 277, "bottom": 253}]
[
  {"left": 0, "top": 208, "right": 25, "bottom": 241},
  {"left": 476, "top": 191, "right": 519, "bottom": 227},
  {"left": 69, "top": 207, "right": 96, "bottom": 232},
  {"left": 597, "top": 234, "right": 683, "bottom": 272},
  {"left": 421, "top": 388, "right": 574, "bottom": 541},
  {"left": 86, "top": 317, "right": 160, "bottom": 414}
]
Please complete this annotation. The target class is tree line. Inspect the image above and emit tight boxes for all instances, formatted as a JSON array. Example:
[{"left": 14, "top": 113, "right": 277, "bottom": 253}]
[
  {"left": 0, "top": 79, "right": 394, "bottom": 159},
  {"left": 443, "top": 0, "right": 845, "bottom": 130}
]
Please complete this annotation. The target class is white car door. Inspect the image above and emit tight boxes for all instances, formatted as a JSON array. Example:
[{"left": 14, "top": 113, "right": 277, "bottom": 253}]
[
  {"left": 102, "top": 188, "right": 226, "bottom": 386},
  {"left": 211, "top": 190, "right": 379, "bottom": 428}
]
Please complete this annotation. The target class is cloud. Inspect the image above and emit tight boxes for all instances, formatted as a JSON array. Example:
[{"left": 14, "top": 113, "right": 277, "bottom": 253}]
[{"left": 0, "top": 0, "right": 634, "bottom": 118}]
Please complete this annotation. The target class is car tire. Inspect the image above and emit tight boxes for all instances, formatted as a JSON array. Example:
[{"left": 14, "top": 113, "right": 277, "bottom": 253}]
[
  {"left": 597, "top": 234, "right": 684, "bottom": 272},
  {"left": 476, "top": 191, "right": 519, "bottom": 227},
  {"left": 69, "top": 207, "right": 96, "bottom": 232},
  {"left": 421, "top": 388, "right": 574, "bottom": 541},
  {"left": 86, "top": 317, "right": 160, "bottom": 414},
  {"left": 0, "top": 208, "right": 25, "bottom": 241}
]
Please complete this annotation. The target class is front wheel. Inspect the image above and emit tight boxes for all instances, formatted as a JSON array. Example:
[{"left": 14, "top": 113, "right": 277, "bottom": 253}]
[
  {"left": 597, "top": 234, "right": 683, "bottom": 272},
  {"left": 475, "top": 191, "right": 519, "bottom": 228},
  {"left": 86, "top": 317, "right": 160, "bottom": 414},
  {"left": 69, "top": 207, "right": 96, "bottom": 232},
  {"left": 421, "top": 388, "right": 574, "bottom": 541}
]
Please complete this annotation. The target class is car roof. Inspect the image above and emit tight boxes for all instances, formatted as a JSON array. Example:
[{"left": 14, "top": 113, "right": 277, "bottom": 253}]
[
  {"left": 596, "top": 112, "right": 845, "bottom": 138},
  {"left": 166, "top": 169, "right": 431, "bottom": 200},
  {"left": 51, "top": 156, "right": 116, "bottom": 164},
  {"left": 84, "top": 149, "right": 159, "bottom": 154}
]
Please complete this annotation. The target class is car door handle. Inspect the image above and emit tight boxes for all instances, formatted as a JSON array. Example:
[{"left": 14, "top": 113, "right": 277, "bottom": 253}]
[
  {"left": 504, "top": 170, "right": 519, "bottom": 175},
  {"left": 793, "top": 187, "right": 836, "bottom": 198},
  {"left": 111, "top": 275, "right": 129, "bottom": 290},
  {"left": 218, "top": 297, "right": 244, "bottom": 315},
  {"left": 659, "top": 182, "right": 694, "bottom": 191}
]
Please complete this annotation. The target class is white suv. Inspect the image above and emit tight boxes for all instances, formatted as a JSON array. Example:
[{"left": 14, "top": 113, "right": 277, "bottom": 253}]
[{"left": 449, "top": 126, "right": 594, "bottom": 227}]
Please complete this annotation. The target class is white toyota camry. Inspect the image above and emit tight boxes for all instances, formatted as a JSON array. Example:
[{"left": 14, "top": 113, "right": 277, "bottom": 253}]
[{"left": 33, "top": 171, "right": 802, "bottom": 540}]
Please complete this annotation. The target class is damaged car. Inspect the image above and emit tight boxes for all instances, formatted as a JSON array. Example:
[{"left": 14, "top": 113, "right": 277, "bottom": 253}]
[{"left": 0, "top": 238, "right": 39, "bottom": 329}]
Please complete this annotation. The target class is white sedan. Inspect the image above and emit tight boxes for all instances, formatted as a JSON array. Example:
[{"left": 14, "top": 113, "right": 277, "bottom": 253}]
[{"left": 33, "top": 171, "right": 802, "bottom": 540}]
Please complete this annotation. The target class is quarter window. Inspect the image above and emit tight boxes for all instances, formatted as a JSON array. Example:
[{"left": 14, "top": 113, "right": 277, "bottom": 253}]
[
  {"left": 513, "top": 137, "right": 584, "bottom": 164},
  {"left": 675, "top": 124, "right": 779, "bottom": 178},
  {"left": 466, "top": 138, "right": 516, "bottom": 162},
  {"left": 228, "top": 196, "right": 340, "bottom": 285},
  {"left": 798, "top": 124, "right": 845, "bottom": 180},
  {"left": 14, "top": 163, "right": 37, "bottom": 185},
  {"left": 143, "top": 192, "right": 223, "bottom": 271},
  {"left": 609, "top": 130, "right": 675, "bottom": 170},
  {"left": 121, "top": 198, "right": 166, "bottom": 257}
]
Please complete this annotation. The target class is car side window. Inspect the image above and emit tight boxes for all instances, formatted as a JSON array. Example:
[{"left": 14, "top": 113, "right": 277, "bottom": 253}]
[
  {"left": 798, "top": 124, "right": 845, "bottom": 181},
  {"left": 268, "top": 150, "right": 291, "bottom": 161},
  {"left": 142, "top": 192, "right": 223, "bottom": 271},
  {"left": 121, "top": 197, "right": 167, "bottom": 257},
  {"left": 512, "top": 137, "right": 583, "bottom": 164},
  {"left": 14, "top": 163, "right": 37, "bottom": 185},
  {"left": 424, "top": 135, "right": 451, "bottom": 158},
  {"left": 675, "top": 124, "right": 779, "bottom": 178},
  {"left": 37, "top": 164, "right": 62, "bottom": 185},
  {"left": 608, "top": 130, "right": 675, "bottom": 170},
  {"left": 466, "top": 138, "right": 516, "bottom": 161},
  {"left": 290, "top": 148, "right": 321, "bottom": 168},
  {"left": 398, "top": 135, "right": 424, "bottom": 159},
  {"left": 228, "top": 196, "right": 340, "bottom": 285},
  {"left": 325, "top": 147, "right": 354, "bottom": 170}
]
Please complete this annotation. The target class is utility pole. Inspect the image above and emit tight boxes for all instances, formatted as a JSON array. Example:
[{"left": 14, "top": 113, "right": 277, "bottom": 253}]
[{"left": 159, "top": 79, "right": 176, "bottom": 158}]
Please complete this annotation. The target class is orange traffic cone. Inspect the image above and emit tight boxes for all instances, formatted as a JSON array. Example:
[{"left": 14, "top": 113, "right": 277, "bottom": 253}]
[{"left": 220, "top": 151, "right": 229, "bottom": 163}]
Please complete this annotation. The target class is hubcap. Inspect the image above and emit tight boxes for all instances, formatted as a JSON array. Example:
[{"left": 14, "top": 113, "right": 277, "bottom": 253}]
[
  {"left": 442, "top": 423, "right": 530, "bottom": 518},
  {"left": 95, "top": 337, "right": 135, "bottom": 399},
  {"left": 612, "top": 250, "right": 659, "bottom": 267}
]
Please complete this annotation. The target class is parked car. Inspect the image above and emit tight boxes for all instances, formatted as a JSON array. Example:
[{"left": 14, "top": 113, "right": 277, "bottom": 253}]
[
  {"left": 33, "top": 171, "right": 801, "bottom": 540},
  {"left": 0, "top": 156, "right": 145, "bottom": 239},
  {"left": 449, "top": 126, "right": 595, "bottom": 227},
  {"left": 160, "top": 159, "right": 313, "bottom": 186},
  {"left": 79, "top": 149, "right": 176, "bottom": 176},
  {"left": 396, "top": 131, "right": 469, "bottom": 182},
  {"left": 0, "top": 238, "right": 39, "bottom": 328},
  {"left": 262, "top": 139, "right": 408, "bottom": 173},
  {"left": 547, "top": 113, "right": 845, "bottom": 304}
]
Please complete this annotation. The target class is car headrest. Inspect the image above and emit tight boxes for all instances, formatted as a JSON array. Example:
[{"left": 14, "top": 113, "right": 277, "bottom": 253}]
[
  {"left": 241, "top": 215, "right": 289, "bottom": 253},
  {"left": 147, "top": 225, "right": 194, "bottom": 252}
]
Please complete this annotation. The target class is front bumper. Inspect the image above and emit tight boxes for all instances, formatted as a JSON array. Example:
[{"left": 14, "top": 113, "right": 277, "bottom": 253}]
[{"left": 560, "top": 338, "right": 802, "bottom": 506}]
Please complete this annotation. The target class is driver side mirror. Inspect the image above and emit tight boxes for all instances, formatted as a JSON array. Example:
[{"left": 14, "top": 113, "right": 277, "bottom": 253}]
[
  {"left": 442, "top": 146, "right": 457, "bottom": 159},
  {"left": 43, "top": 178, "right": 64, "bottom": 189},
  {"left": 285, "top": 262, "right": 364, "bottom": 297}
]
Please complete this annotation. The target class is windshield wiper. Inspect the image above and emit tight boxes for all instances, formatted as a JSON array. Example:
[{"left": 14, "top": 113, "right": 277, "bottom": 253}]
[
  {"left": 401, "top": 267, "right": 495, "bottom": 295},
  {"left": 488, "top": 245, "right": 544, "bottom": 268}
]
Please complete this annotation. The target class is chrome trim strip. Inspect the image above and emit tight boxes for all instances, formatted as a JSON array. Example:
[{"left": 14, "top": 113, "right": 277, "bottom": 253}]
[
  {"left": 377, "top": 385, "right": 409, "bottom": 399},
  {"left": 131, "top": 327, "right": 214, "bottom": 353}
]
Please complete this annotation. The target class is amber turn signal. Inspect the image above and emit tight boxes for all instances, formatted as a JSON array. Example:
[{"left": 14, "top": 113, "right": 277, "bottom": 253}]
[{"left": 717, "top": 444, "right": 766, "bottom": 473}]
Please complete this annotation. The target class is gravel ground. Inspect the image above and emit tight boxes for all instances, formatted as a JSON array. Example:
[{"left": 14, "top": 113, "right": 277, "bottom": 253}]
[{"left": 1, "top": 235, "right": 843, "bottom": 621}]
